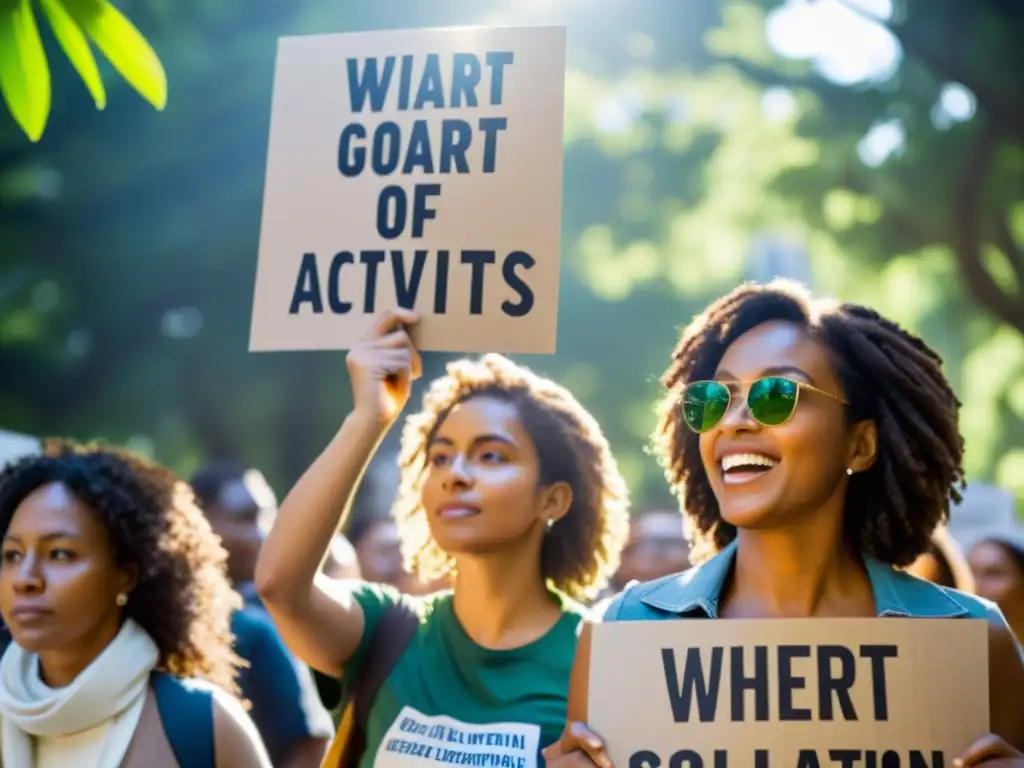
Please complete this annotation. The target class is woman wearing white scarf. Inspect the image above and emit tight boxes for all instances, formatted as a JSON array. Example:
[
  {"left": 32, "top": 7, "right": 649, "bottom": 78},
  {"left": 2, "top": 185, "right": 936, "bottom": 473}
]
[
  {"left": 0, "top": 619, "right": 158, "bottom": 767},
  {"left": 0, "top": 441, "right": 271, "bottom": 767}
]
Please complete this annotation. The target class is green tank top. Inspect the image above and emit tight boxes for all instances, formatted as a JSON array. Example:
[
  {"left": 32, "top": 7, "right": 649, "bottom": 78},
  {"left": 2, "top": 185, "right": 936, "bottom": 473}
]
[{"left": 344, "top": 583, "right": 586, "bottom": 768}]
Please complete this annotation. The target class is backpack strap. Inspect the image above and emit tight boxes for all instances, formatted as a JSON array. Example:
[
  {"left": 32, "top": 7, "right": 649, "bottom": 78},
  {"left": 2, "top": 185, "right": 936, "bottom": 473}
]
[
  {"left": 326, "top": 602, "right": 420, "bottom": 768},
  {"left": 353, "top": 602, "right": 420, "bottom": 729},
  {"left": 151, "top": 671, "right": 216, "bottom": 768}
]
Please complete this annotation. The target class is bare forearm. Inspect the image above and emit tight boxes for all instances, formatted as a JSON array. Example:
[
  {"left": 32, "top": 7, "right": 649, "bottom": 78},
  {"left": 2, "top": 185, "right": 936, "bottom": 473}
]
[{"left": 255, "top": 410, "right": 388, "bottom": 603}]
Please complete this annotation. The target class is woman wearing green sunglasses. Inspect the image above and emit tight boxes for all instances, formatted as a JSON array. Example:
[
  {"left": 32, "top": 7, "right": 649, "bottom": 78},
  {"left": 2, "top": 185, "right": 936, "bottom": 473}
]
[{"left": 545, "top": 280, "right": 1024, "bottom": 768}]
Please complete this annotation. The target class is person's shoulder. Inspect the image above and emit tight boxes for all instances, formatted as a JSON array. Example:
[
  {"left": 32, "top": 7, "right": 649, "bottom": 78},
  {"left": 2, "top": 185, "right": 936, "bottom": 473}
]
[
  {"left": 554, "top": 591, "right": 593, "bottom": 620},
  {"left": 544, "top": 592, "right": 595, "bottom": 638},
  {"left": 230, "top": 605, "right": 290, "bottom": 660},
  {"left": 209, "top": 685, "right": 272, "bottom": 767},
  {"left": 149, "top": 671, "right": 221, "bottom": 716},
  {"left": 327, "top": 578, "right": 427, "bottom": 619},
  {"left": 149, "top": 674, "right": 221, "bottom": 767},
  {"left": 933, "top": 586, "right": 1023, "bottom": 662},
  {"left": 231, "top": 604, "right": 276, "bottom": 634},
  {"left": 415, "top": 588, "right": 453, "bottom": 618},
  {"left": 882, "top": 565, "right": 1002, "bottom": 621},
  {"left": 934, "top": 585, "right": 1003, "bottom": 621},
  {"left": 605, "top": 543, "right": 739, "bottom": 622},
  {"left": 600, "top": 567, "right": 704, "bottom": 622}
]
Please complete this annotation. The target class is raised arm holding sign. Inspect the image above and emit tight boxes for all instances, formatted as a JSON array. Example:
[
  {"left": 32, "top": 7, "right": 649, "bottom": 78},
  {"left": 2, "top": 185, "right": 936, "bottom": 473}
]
[
  {"left": 255, "top": 304, "right": 630, "bottom": 768},
  {"left": 544, "top": 282, "right": 1024, "bottom": 768}
]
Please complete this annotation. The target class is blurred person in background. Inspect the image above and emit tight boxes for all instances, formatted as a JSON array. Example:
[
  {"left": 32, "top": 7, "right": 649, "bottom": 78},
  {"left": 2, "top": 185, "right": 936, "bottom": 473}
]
[
  {"left": 0, "top": 441, "right": 269, "bottom": 767},
  {"left": 191, "top": 461, "right": 332, "bottom": 768},
  {"left": 546, "top": 281, "right": 1024, "bottom": 768},
  {"left": 611, "top": 509, "right": 691, "bottom": 592},
  {"left": 905, "top": 525, "right": 975, "bottom": 592},
  {"left": 346, "top": 513, "right": 448, "bottom": 594},
  {"left": 191, "top": 462, "right": 275, "bottom": 607},
  {"left": 321, "top": 534, "right": 361, "bottom": 581},
  {"left": 591, "top": 509, "right": 692, "bottom": 611},
  {"left": 969, "top": 536, "right": 1024, "bottom": 641},
  {"left": 255, "top": 309, "right": 630, "bottom": 768},
  {"left": 345, "top": 514, "right": 405, "bottom": 588}
]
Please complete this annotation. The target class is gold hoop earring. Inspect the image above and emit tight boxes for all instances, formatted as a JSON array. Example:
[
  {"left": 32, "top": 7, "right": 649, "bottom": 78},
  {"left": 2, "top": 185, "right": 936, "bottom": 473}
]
[{"left": 116, "top": 593, "right": 128, "bottom": 607}]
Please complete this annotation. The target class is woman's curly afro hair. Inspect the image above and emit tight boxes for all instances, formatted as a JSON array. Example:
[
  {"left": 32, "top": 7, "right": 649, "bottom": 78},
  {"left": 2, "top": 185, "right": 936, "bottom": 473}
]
[
  {"left": 392, "top": 354, "right": 631, "bottom": 602},
  {"left": 653, "top": 280, "right": 965, "bottom": 567},
  {"left": 0, "top": 440, "right": 242, "bottom": 693}
]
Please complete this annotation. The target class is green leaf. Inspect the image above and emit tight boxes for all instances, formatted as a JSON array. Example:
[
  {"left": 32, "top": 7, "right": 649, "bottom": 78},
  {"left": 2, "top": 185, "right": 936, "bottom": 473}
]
[
  {"left": 64, "top": 0, "right": 166, "bottom": 110},
  {"left": 39, "top": 0, "right": 106, "bottom": 109},
  {"left": 0, "top": 0, "right": 51, "bottom": 142}
]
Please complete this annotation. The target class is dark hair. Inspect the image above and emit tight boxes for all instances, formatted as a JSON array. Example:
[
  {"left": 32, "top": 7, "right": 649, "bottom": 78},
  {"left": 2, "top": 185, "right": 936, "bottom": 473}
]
[
  {"left": 654, "top": 280, "right": 965, "bottom": 567},
  {"left": 980, "top": 537, "right": 1024, "bottom": 580},
  {"left": 0, "top": 440, "right": 243, "bottom": 692},
  {"left": 189, "top": 460, "right": 247, "bottom": 511},
  {"left": 345, "top": 512, "right": 390, "bottom": 549},
  {"left": 392, "top": 354, "right": 631, "bottom": 601}
]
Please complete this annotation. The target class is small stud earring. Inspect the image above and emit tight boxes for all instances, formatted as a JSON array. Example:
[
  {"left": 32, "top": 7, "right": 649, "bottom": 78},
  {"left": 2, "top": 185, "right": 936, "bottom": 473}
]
[
  {"left": 116, "top": 593, "right": 128, "bottom": 607},
  {"left": 846, "top": 468, "right": 854, "bottom": 476},
  {"left": 545, "top": 518, "right": 555, "bottom": 530}
]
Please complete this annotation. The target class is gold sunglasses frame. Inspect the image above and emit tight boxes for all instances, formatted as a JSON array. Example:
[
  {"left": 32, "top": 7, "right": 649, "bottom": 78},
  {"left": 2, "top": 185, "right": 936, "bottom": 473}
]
[{"left": 682, "top": 376, "right": 849, "bottom": 433}]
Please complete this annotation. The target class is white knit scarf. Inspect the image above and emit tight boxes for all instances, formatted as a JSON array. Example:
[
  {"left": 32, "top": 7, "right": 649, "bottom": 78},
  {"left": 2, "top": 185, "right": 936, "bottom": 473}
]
[{"left": 0, "top": 619, "right": 159, "bottom": 767}]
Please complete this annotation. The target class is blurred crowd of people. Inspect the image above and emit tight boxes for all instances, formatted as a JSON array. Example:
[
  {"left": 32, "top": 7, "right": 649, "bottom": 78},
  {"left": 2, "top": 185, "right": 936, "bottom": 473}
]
[
  {"left": 2, "top": 444, "right": 1021, "bottom": 767},
  {"left": 0, "top": 281, "right": 1021, "bottom": 767}
]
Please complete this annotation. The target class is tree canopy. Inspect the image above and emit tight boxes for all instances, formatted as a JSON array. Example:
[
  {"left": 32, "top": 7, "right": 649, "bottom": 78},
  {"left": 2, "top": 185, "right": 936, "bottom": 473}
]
[{"left": 1, "top": 0, "right": 1021, "bottom": 512}]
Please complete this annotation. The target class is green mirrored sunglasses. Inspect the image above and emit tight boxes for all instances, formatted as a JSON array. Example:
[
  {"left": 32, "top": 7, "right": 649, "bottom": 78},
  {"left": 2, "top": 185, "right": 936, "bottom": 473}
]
[{"left": 682, "top": 376, "right": 848, "bottom": 434}]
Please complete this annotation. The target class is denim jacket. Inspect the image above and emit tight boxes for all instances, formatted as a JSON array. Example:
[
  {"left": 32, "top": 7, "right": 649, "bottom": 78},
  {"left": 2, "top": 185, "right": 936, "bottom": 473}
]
[{"left": 604, "top": 538, "right": 1003, "bottom": 623}]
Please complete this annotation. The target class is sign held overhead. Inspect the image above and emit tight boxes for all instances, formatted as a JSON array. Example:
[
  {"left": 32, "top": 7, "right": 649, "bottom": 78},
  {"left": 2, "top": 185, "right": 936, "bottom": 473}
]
[{"left": 251, "top": 25, "right": 567, "bottom": 354}]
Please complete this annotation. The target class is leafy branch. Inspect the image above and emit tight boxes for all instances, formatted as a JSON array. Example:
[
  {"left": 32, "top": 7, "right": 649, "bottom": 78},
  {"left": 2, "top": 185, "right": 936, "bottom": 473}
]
[{"left": 0, "top": 0, "right": 166, "bottom": 142}]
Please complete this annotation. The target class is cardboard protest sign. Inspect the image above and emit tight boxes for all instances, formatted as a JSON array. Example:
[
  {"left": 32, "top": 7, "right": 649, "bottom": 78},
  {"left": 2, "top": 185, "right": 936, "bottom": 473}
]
[
  {"left": 0, "top": 429, "right": 41, "bottom": 469},
  {"left": 251, "top": 25, "right": 567, "bottom": 354},
  {"left": 589, "top": 619, "right": 989, "bottom": 768}
]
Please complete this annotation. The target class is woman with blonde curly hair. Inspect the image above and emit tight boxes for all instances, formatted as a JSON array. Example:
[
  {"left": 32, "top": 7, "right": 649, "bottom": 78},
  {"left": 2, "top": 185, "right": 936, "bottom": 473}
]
[
  {"left": 256, "top": 309, "right": 630, "bottom": 768},
  {"left": 0, "top": 440, "right": 269, "bottom": 767}
]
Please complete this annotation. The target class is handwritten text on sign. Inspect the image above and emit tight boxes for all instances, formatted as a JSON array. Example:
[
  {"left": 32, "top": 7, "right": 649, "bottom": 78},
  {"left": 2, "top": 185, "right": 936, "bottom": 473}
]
[
  {"left": 251, "top": 26, "right": 566, "bottom": 353},
  {"left": 588, "top": 619, "right": 988, "bottom": 768}
]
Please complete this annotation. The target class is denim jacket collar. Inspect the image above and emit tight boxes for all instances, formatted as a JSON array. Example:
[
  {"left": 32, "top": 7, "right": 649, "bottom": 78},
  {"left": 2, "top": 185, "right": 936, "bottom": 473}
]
[{"left": 638, "top": 538, "right": 970, "bottom": 619}]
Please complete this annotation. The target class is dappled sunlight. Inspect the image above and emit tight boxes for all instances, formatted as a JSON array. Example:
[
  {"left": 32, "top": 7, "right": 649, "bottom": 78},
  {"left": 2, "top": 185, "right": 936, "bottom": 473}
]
[
  {"left": 760, "top": 88, "right": 797, "bottom": 122},
  {"left": 996, "top": 450, "right": 1024, "bottom": 501},
  {"left": 0, "top": 309, "right": 45, "bottom": 345},
  {"left": 857, "top": 119, "right": 906, "bottom": 167},
  {"left": 874, "top": 252, "right": 953, "bottom": 329},
  {"left": 982, "top": 244, "right": 1022, "bottom": 296},
  {"left": 961, "top": 329, "right": 1024, "bottom": 477},
  {"left": 0, "top": 0, "right": 1020, "bottom": 515},
  {"left": 704, "top": 2, "right": 778, "bottom": 65},
  {"left": 931, "top": 83, "right": 976, "bottom": 131},
  {"left": 556, "top": 361, "right": 602, "bottom": 403},
  {"left": 1008, "top": 379, "right": 1024, "bottom": 427},
  {"left": 575, "top": 226, "right": 632, "bottom": 301},
  {"left": 765, "top": 0, "right": 899, "bottom": 85},
  {"left": 821, "top": 189, "right": 882, "bottom": 231},
  {"left": 666, "top": 217, "right": 748, "bottom": 294}
]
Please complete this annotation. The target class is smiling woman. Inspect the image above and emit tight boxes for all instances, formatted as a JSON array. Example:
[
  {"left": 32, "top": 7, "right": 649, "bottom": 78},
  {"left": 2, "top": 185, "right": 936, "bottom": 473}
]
[
  {"left": 543, "top": 280, "right": 1024, "bottom": 768},
  {"left": 254, "top": 308, "right": 630, "bottom": 768}
]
